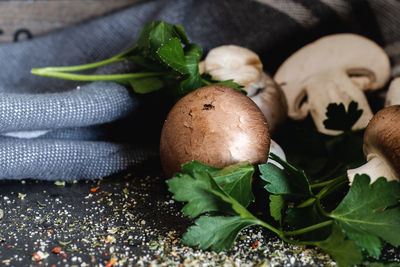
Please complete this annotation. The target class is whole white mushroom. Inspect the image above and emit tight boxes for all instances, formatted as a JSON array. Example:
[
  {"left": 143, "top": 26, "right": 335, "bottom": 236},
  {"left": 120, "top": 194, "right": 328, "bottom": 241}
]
[{"left": 201, "top": 45, "right": 288, "bottom": 135}]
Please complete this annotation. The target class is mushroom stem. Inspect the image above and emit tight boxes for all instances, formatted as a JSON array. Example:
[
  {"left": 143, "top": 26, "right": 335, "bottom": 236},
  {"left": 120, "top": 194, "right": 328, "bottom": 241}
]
[
  {"left": 385, "top": 77, "right": 400, "bottom": 107},
  {"left": 347, "top": 156, "right": 398, "bottom": 184},
  {"left": 268, "top": 139, "right": 286, "bottom": 169},
  {"left": 303, "top": 70, "right": 374, "bottom": 135}
]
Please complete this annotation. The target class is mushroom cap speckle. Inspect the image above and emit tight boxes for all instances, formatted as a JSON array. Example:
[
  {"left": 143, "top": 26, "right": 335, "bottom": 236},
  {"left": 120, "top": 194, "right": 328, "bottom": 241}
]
[
  {"left": 363, "top": 105, "right": 400, "bottom": 175},
  {"left": 160, "top": 85, "right": 270, "bottom": 178}
]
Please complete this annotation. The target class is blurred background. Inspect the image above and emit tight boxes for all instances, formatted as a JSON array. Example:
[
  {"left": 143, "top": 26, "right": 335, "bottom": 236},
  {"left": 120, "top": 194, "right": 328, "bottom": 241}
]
[{"left": 0, "top": 0, "right": 141, "bottom": 43}]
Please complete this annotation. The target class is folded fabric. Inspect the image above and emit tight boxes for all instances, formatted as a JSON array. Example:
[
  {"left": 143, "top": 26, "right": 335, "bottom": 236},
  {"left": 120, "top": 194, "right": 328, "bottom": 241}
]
[{"left": 0, "top": 0, "right": 399, "bottom": 180}]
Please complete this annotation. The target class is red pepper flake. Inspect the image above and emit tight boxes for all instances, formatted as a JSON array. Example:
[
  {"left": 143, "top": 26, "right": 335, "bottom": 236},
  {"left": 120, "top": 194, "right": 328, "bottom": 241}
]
[
  {"left": 104, "top": 252, "right": 108, "bottom": 257},
  {"left": 6, "top": 245, "right": 13, "bottom": 248},
  {"left": 32, "top": 253, "right": 41, "bottom": 262},
  {"left": 251, "top": 240, "right": 259, "bottom": 249},
  {"left": 90, "top": 187, "right": 100, "bottom": 193},
  {"left": 51, "top": 265, "right": 56, "bottom": 267},
  {"left": 51, "top": 247, "right": 62, "bottom": 254},
  {"left": 47, "top": 230, "right": 54, "bottom": 233},
  {"left": 106, "top": 258, "right": 117, "bottom": 267},
  {"left": 62, "top": 253, "right": 68, "bottom": 258}
]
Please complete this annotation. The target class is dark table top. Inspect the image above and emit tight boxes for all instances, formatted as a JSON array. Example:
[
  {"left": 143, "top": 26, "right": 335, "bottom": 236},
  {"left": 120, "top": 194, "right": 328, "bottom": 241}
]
[{"left": 0, "top": 162, "right": 399, "bottom": 266}]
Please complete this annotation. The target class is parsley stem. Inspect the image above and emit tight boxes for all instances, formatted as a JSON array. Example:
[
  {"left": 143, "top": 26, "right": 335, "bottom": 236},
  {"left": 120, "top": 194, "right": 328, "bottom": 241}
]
[
  {"left": 315, "top": 174, "right": 347, "bottom": 199},
  {"left": 32, "top": 46, "right": 137, "bottom": 73},
  {"left": 283, "top": 220, "right": 333, "bottom": 236},
  {"left": 30, "top": 70, "right": 166, "bottom": 82},
  {"left": 279, "top": 235, "right": 313, "bottom": 246},
  {"left": 201, "top": 78, "right": 212, "bottom": 85},
  {"left": 33, "top": 57, "right": 125, "bottom": 73},
  {"left": 316, "top": 198, "right": 331, "bottom": 218},
  {"left": 311, "top": 174, "right": 347, "bottom": 188},
  {"left": 298, "top": 174, "right": 347, "bottom": 208},
  {"left": 255, "top": 219, "right": 283, "bottom": 236}
]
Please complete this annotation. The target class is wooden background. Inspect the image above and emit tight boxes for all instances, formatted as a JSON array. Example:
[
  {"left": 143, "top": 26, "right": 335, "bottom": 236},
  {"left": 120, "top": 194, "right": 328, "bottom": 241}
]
[{"left": 0, "top": 0, "right": 142, "bottom": 43}]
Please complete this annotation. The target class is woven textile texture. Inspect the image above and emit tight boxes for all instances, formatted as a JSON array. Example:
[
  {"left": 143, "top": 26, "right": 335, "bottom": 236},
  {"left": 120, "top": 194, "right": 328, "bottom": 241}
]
[{"left": 0, "top": 0, "right": 399, "bottom": 180}]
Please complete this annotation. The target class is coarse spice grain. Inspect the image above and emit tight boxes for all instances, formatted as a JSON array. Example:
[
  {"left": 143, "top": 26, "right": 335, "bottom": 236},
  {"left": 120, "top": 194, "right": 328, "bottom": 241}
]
[{"left": 0, "top": 165, "right": 399, "bottom": 266}]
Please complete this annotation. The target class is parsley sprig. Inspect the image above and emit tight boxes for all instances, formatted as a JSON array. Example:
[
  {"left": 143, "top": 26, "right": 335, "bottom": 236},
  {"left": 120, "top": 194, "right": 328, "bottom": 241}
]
[
  {"left": 168, "top": 158, "right": 400, "bottom": 267},
  {"left": 31, "top": 21, "right": 242, "bottom": 96},
  {"left": 167, "top": 103, "right": 400, "bottom": 267}
]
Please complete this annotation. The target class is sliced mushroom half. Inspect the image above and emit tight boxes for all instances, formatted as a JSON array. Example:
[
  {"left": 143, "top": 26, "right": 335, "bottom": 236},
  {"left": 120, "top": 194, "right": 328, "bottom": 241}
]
[{"left": 274, "top": 34, "right": 390, "bottom": 135}]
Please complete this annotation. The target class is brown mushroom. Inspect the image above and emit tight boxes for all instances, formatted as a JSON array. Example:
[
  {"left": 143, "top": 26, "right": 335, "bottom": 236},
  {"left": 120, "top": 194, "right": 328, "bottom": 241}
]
[
  {"left": 201, "top": 45, "right": 287, "bottom": 134},
  {"left": 274, "top": 33, "right": 391, "bottom": 135},
  {"left": 160, "top": 85, "right": 270, "bottom": 178},
  {"left": 347, "top": 105, "right": 400, "bottom": 183}
]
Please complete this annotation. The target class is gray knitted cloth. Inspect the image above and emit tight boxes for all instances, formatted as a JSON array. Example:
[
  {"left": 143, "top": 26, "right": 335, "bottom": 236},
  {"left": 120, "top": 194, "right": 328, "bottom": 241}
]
[{"left": 0, "top": 0, "right": 399, "bottom": 180}]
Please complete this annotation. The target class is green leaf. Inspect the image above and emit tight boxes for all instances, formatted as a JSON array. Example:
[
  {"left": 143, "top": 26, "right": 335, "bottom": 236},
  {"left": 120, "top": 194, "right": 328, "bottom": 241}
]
[
  {"left": 181, "top": 161, "right": 220, "bottom": 176},
  {"left": 129, "top": 76, "right": 164, "bottom": 94},
  {"left": 314, "top": 224, "right": 362, "bottom": 267},
  {"left": 136, "top": 21, "right": 159, "bottom": 53},
  {"left": 269, "top": 195, "right": 284, "bottom": 222},
  {"left": 201, "top": 73, "right": 245, "bottom": 93},
  {"left": 330, "top": 175, "right": 400, "bottom": 258},
  {"left": 157, "top": 38, "right": 188, "bottom": 74},
  {"left": 259, "top": 154, "right": 312, "bottom": 197},
  {"left": 173, "top": 24, "right": 190, "bottom": 45},
  {"left": 323, "top": 101, "right": 363, "bottom": 131},
  {"left": 166, "top": 171, "right": 235, "bottom": 218},
  {"left": 167, "top": 163, "right": 268, "bottom": 252},
  {"left": 136, "top": 21, "right": 188, "bottom": 62},
  {"left": 176, "top": 161, "right": 255, "bottom": 208},
  {"left": 182, "top": 216, "right": 257, "bottom": 252},
  {"left": 179, "top": 44, "right": 204, "bottom": 95},
  {"left": 211, "top": 80, "right": 246, "bottom": 93},
  {"left": 148, "top": 22, "right": 181, "bottom": 59},
  {"left": 213, "top": 162, "right": 255, "bottom": 208}
]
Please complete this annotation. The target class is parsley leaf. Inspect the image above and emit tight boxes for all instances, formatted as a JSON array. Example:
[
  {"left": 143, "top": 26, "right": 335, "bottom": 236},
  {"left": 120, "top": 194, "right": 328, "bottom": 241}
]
[
  {"left": 166, "top": 170, "right": 235, "bottom": 218},
  {"left": 323, "top": 101, "right": 363, "bottom": 131},
  {"left": 129, "top": 76, "right": 164, "bottom": 94},
  {"left": 157, "top": 38, "right": 188, "bottom": 74},
  {"left": 313, "top": 224, "right": 362, "bottom": 267},
  {"left": 269, "top": 195, "right": 284, "bottom": 223},
  {"left": 259, "top": 154, "right": 312, "bottom": 197},
  {"left": 169, "top": 161, "right": 255, "bottom": 210},
  {"left": 182, "top": 216, "right": 258, "bottom": 252},
  {"left": 32, "top": 21, "right": 242, "bottom": 96},
  {"left": 201, "top": 73, "right": 245, "bottom": 93},
  {"left": 330, "top": 175, "right": 400, "bottom": 258},
  {"left": 167, "top": 162, "right": 273, "bottom": 252}
]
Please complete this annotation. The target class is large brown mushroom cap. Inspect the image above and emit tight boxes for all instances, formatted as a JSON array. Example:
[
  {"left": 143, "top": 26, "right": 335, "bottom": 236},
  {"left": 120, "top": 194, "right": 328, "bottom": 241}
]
[
  {"left": 160, "top": 85, "right": 270, "bottom": 178},
  {"left": 363, "top": 105, "right": 400, "bottom": 175}
]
